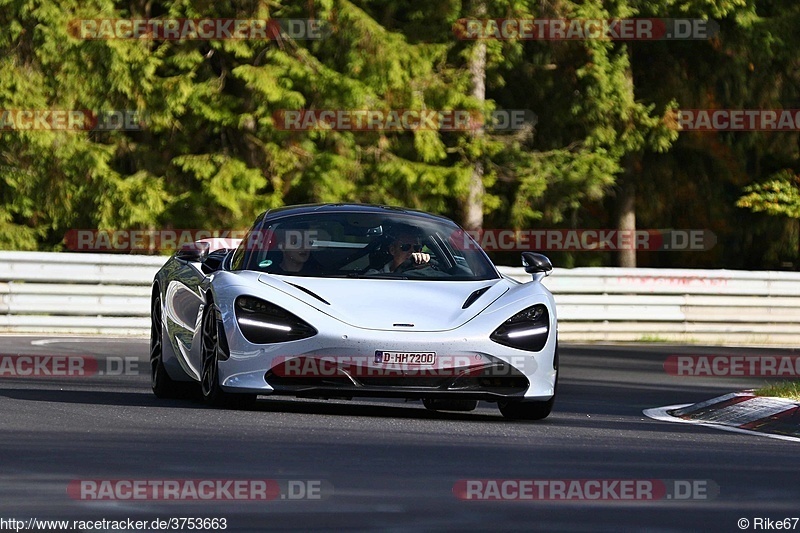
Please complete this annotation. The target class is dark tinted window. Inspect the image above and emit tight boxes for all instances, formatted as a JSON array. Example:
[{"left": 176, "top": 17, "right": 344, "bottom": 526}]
[{"left": 233, "top": 212, "right": 498, "bottom": 281}]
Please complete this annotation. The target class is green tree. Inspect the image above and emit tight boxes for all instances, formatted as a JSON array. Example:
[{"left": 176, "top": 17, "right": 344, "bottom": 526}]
[
  {"left": 0, "top": 0, "right": 163, "bottom": 248},
  {"left": 738, "top": 170, "right": 800, "bottom": 260}
]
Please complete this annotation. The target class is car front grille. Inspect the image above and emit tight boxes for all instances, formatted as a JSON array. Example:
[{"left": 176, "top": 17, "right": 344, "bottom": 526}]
[{"left": 264, "top": 356, "right": 530, "bottom": 399}]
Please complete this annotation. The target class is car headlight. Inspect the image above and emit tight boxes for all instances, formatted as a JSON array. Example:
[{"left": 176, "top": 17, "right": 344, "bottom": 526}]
[
  {"left": 235, "top": 296, "right": 317, "bottom": 344},
  {"left": 490, "top": 304, "right": 550, "bottom": 352}
]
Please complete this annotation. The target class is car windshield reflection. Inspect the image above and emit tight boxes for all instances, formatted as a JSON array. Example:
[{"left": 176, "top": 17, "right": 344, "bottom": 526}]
[{"left": 235, "top": 212, "right": 498, "bottom": 281}]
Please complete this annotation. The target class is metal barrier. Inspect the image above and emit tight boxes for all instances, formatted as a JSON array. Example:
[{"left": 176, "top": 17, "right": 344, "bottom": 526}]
[
  {"left": 0, "top": 252, "right": 163, "bottom": 335},
  {"left": 501, "top": 266, "right": 800, "bottom": 345},
  {"left": 1, "top": 251, "right": 798, "bottom": 344}
]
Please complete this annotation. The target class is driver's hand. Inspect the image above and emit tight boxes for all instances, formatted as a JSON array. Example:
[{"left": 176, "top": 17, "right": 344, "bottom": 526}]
[{"left": 410, "top": 252, "right": 430, "bottom": 264}]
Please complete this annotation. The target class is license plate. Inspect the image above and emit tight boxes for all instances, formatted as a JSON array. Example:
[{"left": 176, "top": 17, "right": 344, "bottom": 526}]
[{"left": 375, "top": 351, "right": 436, "bottom": 366}]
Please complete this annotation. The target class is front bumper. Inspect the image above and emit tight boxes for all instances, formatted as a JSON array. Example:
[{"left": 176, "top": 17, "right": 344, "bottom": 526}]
[{"left": 217, "top": 309, "right": 557, "bottom": 402}]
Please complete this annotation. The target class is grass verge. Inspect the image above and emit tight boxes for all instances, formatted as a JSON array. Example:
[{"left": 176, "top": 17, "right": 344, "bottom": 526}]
[{"left": 755, "top": 381, "right": 800, "bottom": 402}]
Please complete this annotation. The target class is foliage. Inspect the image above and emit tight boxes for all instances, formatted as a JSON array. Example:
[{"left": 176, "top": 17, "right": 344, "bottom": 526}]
[
  {"left": 738, "top": 170, "right": 800, "bottom": 218},
  {"left": 0, "top": 0, "right": 799, "bottom": 269}
]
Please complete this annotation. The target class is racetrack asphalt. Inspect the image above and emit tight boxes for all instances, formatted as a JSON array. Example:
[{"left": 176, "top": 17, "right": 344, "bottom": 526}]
[{"left": 0, "top": 337, "right": 798, "bottom": 532}]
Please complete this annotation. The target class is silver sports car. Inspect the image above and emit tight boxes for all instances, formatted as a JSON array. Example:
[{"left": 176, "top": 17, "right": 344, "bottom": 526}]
[{"left": 150, "top": 204, "right": 558, "bottom": 419}]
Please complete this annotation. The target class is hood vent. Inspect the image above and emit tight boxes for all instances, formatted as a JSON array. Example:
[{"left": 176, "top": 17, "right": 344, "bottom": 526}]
[
  {"left": 287, "top": 283, "right": 330, "bottom": 305},
  {"left": 462, "top": 286, "right": 491, "bottom": 309}
]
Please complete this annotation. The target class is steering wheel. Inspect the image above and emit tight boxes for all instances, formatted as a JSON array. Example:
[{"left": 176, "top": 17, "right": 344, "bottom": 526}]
[{"left": 394, "top": 257, "right": 440, "bottom": 273}]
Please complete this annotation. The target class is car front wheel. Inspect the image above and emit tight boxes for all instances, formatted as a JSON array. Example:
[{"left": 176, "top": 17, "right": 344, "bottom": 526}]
[
  {"left": 498, "top": 397, "right": 555, "bottom": 420},
  {"left": 499, "top": 345, "right": 558, "bottom": 420},
  {"left": 201, "top": 300, "right": 256, "bottom": 409}
]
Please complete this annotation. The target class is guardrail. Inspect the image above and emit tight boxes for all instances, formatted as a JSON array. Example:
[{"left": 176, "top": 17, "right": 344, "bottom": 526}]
[
  {"left": 501, "top": 266, "right": 800, "bottom": 344},
  {"left": 1, "top": 251, "right": 798, "bottom": 344},
  {"left": 0, "top": 252, "right": 162, "bottom": 335}
]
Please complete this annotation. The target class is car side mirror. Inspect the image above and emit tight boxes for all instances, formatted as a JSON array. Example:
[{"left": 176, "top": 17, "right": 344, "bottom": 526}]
[
  {"left": 522, "top": 252, "right": 552, "bottom": 279},
  {"left": 176, "top": 241, "right": 210, "bottom": 263},
  {"left": 201, "top": 249, "right": 230, "bottom": 274}
]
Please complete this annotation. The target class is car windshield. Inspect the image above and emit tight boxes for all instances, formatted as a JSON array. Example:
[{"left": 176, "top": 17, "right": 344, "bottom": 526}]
[{"left": 233, "top": 211, "right": 499, "bottom": 281}]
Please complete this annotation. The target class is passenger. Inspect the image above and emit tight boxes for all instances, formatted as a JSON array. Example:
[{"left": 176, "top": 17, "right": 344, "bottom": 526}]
[
  {"left": 269, "top": 226, "right": 322, "bottom": 275},
  {"left": 279, "top": 242, "right": 311, "bottom": 273}
]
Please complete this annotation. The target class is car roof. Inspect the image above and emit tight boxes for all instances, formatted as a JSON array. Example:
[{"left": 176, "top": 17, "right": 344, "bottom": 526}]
[{"left": 259, "top": 203, "right": 457, "bottom": 225}]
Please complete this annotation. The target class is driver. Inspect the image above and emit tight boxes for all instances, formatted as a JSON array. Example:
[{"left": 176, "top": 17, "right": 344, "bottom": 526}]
[{"left": 381, "top": 228, "right": 431, "bottom": 273}]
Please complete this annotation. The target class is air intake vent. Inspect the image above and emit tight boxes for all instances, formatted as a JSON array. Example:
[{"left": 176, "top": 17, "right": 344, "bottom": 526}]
[
  {"left": 462, "top": 287, "right": 491, "bottom": 309},
  {"left": 287, "top": 283, "right": 330, "bottom": 305}
]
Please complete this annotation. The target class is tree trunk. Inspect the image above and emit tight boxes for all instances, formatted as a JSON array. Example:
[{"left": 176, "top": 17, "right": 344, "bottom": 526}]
[
  {"left": 463, "top": 2, "right": 486, "bottom": 232},
  {"left": 617, "top": 173, "right": 637, "bottom": 268}
]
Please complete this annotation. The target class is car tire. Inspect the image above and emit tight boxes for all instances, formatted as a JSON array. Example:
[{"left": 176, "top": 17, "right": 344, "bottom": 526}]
[
  {"left": 499, "top": 343, "right": 558, "bottom": 420},
  {"left": 498, "top": 397, "right": 555, "bottom": 420},
  {"left": 201, "top": 299, "right": 256, "bottom": 409},
  {"left": 151, "top": 294, "right": 194, "bottom": 399},
  {"left": 422, "top": 399, "right": 478, "bottom": 412}
]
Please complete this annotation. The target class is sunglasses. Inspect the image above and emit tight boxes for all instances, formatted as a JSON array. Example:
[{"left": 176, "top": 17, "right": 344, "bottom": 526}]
[{"left": 397, "top": 243, "right": 423, "bottom": 252}]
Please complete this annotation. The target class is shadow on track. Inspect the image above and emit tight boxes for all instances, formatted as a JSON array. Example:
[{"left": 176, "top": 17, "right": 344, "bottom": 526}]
[{"left": 0, "top": 387, "right": 526, "bottom": 423}]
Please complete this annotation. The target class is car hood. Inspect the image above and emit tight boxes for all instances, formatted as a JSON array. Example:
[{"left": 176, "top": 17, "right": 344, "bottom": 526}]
[{"left": 257, "top": 275, "right": 509, "bottom": 332}]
